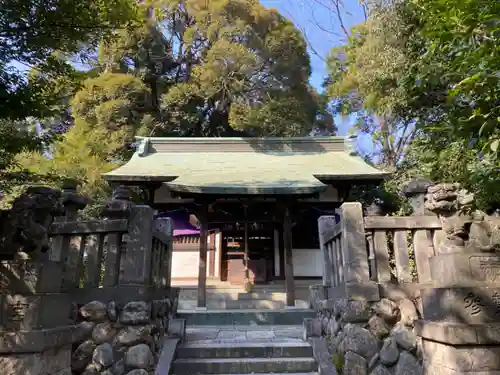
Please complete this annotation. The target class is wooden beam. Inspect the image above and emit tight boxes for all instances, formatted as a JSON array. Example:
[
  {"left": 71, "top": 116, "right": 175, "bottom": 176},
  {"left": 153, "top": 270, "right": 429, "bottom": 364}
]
[
  {"left": 283, "top": 204, "right": 295, "bottom": 307},
  {"left": 196, "top": 203, "right": 209, "bottom": 308}
]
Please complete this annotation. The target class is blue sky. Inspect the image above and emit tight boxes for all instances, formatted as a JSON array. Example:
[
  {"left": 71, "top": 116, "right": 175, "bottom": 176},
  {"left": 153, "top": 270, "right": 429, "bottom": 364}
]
[
  {"left": 260, "top": 0, "right": 365, "bottom": 90},
  {"left": 259, "top": 0, "right": 372, "bottom": 151}
]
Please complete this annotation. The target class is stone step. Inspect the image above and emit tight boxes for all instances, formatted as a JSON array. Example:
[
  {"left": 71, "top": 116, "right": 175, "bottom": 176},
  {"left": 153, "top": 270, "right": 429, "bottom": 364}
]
[
  {"left": 179, "top": 289, "right": 311, "bottom": 301},
  {"left": 178, "top": 373, "right": 318, "bottom": 375},
  {"left": 176, "top": 341, "right": 313, "bottom": 359},
  {"left": 172, "top": 357, "right": 318, "bottom": 374},
  {"left": 178, "top": 299, "right": 310, "bottom": 310},
  {"left": 177, "top": 309, "right": 316, "bottom": 326}
]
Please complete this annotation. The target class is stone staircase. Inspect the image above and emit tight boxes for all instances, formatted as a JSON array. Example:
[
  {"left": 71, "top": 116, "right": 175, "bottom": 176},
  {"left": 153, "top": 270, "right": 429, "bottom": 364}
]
[
  {"left": 170, "top": 281, "right": 319, "bottom": 375},
  {"left": 176, "top": 282, "right": 312, "bottom": 310},
  {"left": 171, "top": 323, "right": 319, "bottom": 375}
]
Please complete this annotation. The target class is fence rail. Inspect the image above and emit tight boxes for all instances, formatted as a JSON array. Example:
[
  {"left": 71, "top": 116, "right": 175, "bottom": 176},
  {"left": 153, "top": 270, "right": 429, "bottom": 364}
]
[
  {"left": 364, "top": 216, "right": 441, "bottom": 284},
  {"left": 318, "top": 204, "right": 446, "bottom": 300},
  {"left": 48, "top": 205, "right": 174, "bottom": 303},
  {"left": 323, "top": 222, "right": 344, "bottom": 287}
]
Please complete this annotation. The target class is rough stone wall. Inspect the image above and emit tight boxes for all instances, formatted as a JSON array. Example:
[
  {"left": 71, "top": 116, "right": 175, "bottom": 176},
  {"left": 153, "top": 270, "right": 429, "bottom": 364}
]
[
  {"left": 71, "top": 297, "right": 178, "bottom": 375},
  {"left": 313, "top": 297, "right": 423, "bottom": 375}
]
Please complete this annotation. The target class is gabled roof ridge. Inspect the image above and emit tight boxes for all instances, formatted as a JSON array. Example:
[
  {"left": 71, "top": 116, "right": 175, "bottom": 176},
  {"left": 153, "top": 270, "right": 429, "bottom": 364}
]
[{"left": 135, "top": 135, "right": 357, "bottom": 156}]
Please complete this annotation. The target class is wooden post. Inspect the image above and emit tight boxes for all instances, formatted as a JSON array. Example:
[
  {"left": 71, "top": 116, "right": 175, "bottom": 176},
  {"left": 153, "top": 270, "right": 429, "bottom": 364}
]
[
  {"left": 243, "top": 204, "right": 249, "bottom": 282},
  {"left": 283, "top": 204, "right": 295, "bottom": 307},
  {"left": 197, "top": 203, "right": 209, "bottom": 309}
]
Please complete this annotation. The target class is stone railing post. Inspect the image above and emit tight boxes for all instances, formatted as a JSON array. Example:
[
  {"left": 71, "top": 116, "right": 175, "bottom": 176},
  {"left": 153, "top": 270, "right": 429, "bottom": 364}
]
[
  {"left": 155, "top": 217, "right": 174, "bottom": 289},
  {"left": 417, "top": 183, "right": 500, "bottom": 375},
  {"left": 340, "top": 202, "right": 369, "bottom": 283},
  {"left": 403, "top": 178, "right": 434, "bottom": 216},
  {"left": 50, "top": 182, "right": 88, "bottom": 264},
  {"left": 336, "top": 202, "right": 379, "bottom": 301},
  {"left": 403, "top": 178, "right": 435, "bottom": 283},
  {"left": 318, "top": 216, "right": 336, "bottom": 288},
  {"left": 119, "top": 191, "right": 155, "bottom": 285}
]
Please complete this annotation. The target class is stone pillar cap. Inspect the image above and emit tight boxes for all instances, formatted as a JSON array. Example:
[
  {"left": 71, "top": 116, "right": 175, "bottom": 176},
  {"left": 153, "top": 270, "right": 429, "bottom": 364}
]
[{"left": 403, "top": 178, "right": 434, "bottom": 197}]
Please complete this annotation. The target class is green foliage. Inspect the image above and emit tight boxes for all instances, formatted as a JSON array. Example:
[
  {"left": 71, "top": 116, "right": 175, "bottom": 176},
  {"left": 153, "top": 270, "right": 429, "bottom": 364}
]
[
  {"left": 11, "top": 120, "right": 125, "bottom": 215},
  {"left": 326, "top": 5, "right": 416, "bottom": 168},
  {"left": 90, "top": 0, "right": 335, "bottom": 138},
  {"left": 0, "top": 0, "right": 138, "bottom": 201},
  {"left": 408, "top": 0, "right": 500, "bottom": 150},
  {"left": 71, "top": 73, "right": 151, "bottom": 140},
  {"left": 332, "top": 352, "right": 344, "bottom": 374},
  {"left": 326, "top": 0, "right": 500, "bottom": 211},
  {"left": 0, "top": 0, "right": 138, "bottom": 120}
]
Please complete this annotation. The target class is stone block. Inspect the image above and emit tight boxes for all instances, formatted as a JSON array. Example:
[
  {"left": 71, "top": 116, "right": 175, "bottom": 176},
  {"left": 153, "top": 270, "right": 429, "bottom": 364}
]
[
  {"left": 303, "top": 317, "right": 321, "bottom": 338},
  {"left": 309, "top": 338, "right": 337, "bottom": 375},
  {"left": 430, "top": 253, "right": 500, "bottom": 286},
  {"left": 339, "top": 323, "right": 379, "bottom": 359},
  {"left": 329, "top": 282, "right": 380, "bottom": 302},
  {"left": 415, "top": 320, "right": 500, "bottom": 345},
  {"left": 0, "top": 325, "right": 76, "bottom": 353},
  {"left": 344, "top": 351, "right": 367, "bottom": 375},
  {"left": 0, "top": 344, "right": 71, "bottom": 375},
  {"left": 40, "top": 345, "right": 72, "bottom": 374},
  {"left": 341, "top": 299, "right": 372, "bottom": 322},
  {"left": 0, "top": 261, "right": 63, "bottom": 294},
  {"left": 168, "top": 318, "right": 186, "bottom": 341},
  {"left": 0, "top": 353, "right": 42, "bottom": 375},
  {"left": 423, "top": 339, "right": 500, "bottom": 372},
  {"left": 394, "top": 352, "right": 422, "bottom": 375},
  {"left": 421, "top": 287, "right": 500, "bottom": 324},
  {"left": 0, "top": 293, "right": 70, "bottom": 330}
]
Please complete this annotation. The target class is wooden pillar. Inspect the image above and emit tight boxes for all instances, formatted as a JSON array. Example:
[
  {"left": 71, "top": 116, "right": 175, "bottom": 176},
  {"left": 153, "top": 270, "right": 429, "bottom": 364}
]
[
  {"left": 243, "top": 204, "right": 249, "bottom": 282},
  {"left": 197, "top": 203, "right": 209, "bottom": 309},
  {"left": 283, "top": 204, "right": 295, "bottom": 307}
]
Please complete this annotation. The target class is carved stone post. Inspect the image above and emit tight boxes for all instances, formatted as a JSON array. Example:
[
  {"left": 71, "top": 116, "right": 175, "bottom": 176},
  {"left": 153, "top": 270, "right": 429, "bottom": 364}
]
[
  {"left": 60, "top": 181, "right": 88, "bottom": 220},
  {"left": 101, "top": 186, "right": 135, "bottom": 287},
  {"left": 50, "top": 182, "right": 88, "bottom": 263},
  {"left": 0, "top": 187, "right": 74, "bottom": 375},
  {"left": 110, "top": 186, "right": 156, "bottom": 285},
  {"left": 317, "top": 216, "right": 336, "bottom": 288},
  {"left": 403, "top": 178, "right": 434, "bottom": 216},
  {"left": 333, "top": 202, "right": 379, "bottom": 301},
  {"left": 403, "top": 179, "right": 435, "bottom": 283},
  {"left": 417, "top": 183, "right": 500, "bottom": 375}
]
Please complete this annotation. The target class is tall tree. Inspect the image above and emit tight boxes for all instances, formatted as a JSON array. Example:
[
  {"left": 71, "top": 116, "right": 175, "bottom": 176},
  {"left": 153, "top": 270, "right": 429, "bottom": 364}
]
[
  {"left": 0, "top": 0, "right": 138, "bottom": 191},
  {"left": 325, "top": 4, "right": 416, "bottom": 169},
  {"left": 73, "top": 0, "right": 335, "bottom": 139}
]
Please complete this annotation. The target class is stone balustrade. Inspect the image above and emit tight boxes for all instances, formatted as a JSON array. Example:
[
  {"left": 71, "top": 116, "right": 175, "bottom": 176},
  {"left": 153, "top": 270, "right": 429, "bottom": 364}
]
[
  {"left": 0, "top": 185, "right": 179, "bottom": 375},
  {"left": 310, "top": 180, "right": 500, "bottom": 375}
]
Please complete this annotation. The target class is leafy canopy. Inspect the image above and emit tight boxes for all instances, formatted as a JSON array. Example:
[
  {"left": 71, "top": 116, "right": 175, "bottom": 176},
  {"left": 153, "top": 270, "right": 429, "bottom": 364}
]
[{"left": 76, "top": 0, "right": 335, "bottom": 138}]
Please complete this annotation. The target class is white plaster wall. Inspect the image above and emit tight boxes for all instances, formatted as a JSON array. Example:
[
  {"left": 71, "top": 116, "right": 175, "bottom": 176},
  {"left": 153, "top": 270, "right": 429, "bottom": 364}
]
[
  {"left": 292, "top": 248, "right": 323, "bottom": 277},
  {"left": 214, "top": 231, "right": 221, "bottom": 278},
  {"left": 171, "top": 236, "right": 215, "bottom": 279},
  {"left": 171, "top": 250, "right": 200, "bottom": 278}
]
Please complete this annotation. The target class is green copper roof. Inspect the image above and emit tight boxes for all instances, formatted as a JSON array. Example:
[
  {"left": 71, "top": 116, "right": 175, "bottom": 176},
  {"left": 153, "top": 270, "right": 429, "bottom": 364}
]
[{"left": 103, "top": 136, "right": 389, "bottom": 195}]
